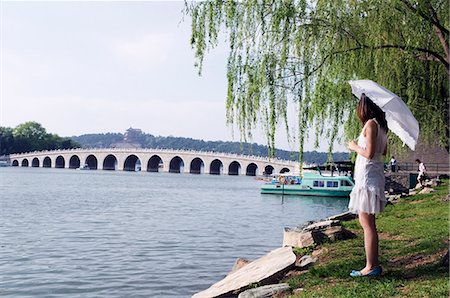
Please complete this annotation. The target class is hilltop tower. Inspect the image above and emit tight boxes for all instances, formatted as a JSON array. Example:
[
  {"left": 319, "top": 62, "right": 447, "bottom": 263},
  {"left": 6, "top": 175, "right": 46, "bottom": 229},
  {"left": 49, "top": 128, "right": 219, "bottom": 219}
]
[{"left": 111, "top": 127, "right": 142, "bottom": 149}]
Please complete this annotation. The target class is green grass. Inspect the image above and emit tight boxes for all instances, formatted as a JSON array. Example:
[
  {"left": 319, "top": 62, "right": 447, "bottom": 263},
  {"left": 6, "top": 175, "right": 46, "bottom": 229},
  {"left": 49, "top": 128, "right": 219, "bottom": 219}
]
[
  {"left": 293, "top": 246, "right": 315, "bottom": 257},
  {"left": 286, "top": 181, "right": 449, "bottom": 298}
]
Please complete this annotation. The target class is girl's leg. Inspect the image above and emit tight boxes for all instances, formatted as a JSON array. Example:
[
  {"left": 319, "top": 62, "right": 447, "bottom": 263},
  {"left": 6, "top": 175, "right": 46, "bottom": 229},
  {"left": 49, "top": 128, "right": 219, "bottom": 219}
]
[{"left": 358, "top": 212, "right": 380, "bottom": 274}]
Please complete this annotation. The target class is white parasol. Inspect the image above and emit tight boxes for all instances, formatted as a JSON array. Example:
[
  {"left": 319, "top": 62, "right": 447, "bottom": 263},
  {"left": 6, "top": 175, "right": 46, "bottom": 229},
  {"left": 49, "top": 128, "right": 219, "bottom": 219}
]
[{"left": 348, "top": 79, "right": 419, "bottom": 151}]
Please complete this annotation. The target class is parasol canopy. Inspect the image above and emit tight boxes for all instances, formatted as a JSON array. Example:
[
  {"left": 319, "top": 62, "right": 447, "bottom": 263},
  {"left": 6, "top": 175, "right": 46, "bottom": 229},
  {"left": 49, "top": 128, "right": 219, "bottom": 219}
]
[{"left": 348, "top": 79, "right": 419, "bottom": 151}]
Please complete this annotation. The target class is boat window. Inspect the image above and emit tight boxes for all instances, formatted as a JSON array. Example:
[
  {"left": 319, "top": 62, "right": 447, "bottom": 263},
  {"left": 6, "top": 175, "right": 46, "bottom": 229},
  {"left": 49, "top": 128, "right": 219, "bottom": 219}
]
[
  {"left": 313, "top": 181, "right": 325, "bottom": 187},
  {"left": 327, "top": 181, "right": 339, "bottom": 188},
  {"left": 341, "top": 180, "right": 353, "bottom": 186}
]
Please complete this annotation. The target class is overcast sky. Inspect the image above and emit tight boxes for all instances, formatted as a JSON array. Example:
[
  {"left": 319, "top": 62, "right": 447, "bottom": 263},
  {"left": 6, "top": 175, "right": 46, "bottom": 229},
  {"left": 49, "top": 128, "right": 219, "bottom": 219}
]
[{"left": 1, "top": 1, "right": 347, "bottom": 152}]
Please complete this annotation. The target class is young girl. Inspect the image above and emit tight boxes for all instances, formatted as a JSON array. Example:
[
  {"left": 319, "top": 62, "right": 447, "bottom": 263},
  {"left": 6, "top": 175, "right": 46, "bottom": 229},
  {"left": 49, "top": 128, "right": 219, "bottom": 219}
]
[
  {"left": 415, "top": 159, "right": 427, "bottom": 187},
  {"left": 347, "top": 93, "right": 388, "bottom": 277}
]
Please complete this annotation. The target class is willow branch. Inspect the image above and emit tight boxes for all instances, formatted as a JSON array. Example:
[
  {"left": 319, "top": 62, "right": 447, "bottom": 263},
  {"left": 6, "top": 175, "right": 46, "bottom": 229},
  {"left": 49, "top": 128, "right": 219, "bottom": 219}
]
[
  {"left": 399, "top": 0, "right": 449, "bottom": 36},
  {"left": 291, "top": 43, "right": 449, "bottom": 88},
  {"left": 425, "top": 2, "right": 450, "bottom": 61},
  {"left": 433, "top": 25, "right": 450, "bottom": 61}
]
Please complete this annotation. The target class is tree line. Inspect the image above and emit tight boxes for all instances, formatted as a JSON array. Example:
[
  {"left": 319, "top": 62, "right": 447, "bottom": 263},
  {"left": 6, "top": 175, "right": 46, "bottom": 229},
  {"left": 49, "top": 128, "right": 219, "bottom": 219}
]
[
  {"left": 0, "top": 122, "right": 80, "bottom": 155},
  {"left": 1, "top": 122, "right": 348, "bottom": 164}
]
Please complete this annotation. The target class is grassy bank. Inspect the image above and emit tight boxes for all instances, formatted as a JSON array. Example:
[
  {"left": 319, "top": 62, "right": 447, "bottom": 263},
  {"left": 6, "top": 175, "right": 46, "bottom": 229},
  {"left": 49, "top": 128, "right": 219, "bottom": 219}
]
[{"left": 286, "top": 181, "right": 449, "bottom": 297}]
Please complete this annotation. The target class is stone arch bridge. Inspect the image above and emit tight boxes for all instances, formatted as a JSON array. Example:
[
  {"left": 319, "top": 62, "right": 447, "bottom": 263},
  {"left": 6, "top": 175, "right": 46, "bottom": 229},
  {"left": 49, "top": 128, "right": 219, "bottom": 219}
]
[{"left": 10, "top": 148, "right": 299, "bottom": 176}]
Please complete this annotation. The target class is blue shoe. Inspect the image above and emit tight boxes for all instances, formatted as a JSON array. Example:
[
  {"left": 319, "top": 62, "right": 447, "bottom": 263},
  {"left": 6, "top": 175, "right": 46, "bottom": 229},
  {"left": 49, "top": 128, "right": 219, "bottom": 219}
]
[{"left": 350, "top": 266, "right": 382, "bottom": 277}]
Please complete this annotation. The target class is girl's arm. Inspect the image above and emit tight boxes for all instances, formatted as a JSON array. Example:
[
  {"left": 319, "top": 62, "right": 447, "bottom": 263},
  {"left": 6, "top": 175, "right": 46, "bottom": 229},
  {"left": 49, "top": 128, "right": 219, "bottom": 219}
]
[{"left": 347, "top": 120, "right": 378, "bottom": 159}]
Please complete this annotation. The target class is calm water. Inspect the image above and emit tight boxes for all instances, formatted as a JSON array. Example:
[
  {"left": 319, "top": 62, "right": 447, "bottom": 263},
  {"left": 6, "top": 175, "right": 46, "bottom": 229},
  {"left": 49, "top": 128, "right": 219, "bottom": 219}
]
[{"left": 0, "top": 167, "right": 348, "bottom": 297}]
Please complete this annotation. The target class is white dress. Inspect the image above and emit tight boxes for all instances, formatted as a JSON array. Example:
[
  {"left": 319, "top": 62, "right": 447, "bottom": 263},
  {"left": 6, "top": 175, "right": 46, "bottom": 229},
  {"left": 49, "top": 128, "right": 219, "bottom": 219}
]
[{"left": 348, "top": 119, "right": 388, "bottom": 214}]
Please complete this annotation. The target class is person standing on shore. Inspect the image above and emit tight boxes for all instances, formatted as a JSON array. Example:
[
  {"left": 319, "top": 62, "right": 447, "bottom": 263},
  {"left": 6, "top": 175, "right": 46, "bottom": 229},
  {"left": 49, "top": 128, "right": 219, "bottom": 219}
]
[
  {"left": 347, "top": 93, "right": 388, "bottom": 277},
  {"left": 415, "top": 159, "right": 427, "bottom": 186},
  {"left": 390, "top": 156, "right": 397, "bottom": 172}
]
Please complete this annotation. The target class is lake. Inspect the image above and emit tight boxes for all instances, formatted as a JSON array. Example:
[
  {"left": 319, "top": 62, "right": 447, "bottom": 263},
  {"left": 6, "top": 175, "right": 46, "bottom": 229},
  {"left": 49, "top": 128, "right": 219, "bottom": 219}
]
[{"left": 0, "top": 167, "right": 349, "bottom": 297}]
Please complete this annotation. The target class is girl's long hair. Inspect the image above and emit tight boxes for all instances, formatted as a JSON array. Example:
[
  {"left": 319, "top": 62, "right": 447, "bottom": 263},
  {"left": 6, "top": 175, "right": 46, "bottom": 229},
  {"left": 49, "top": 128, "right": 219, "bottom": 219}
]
[{"left": 357, "top": 93, "right": 388, "bottom": 133}]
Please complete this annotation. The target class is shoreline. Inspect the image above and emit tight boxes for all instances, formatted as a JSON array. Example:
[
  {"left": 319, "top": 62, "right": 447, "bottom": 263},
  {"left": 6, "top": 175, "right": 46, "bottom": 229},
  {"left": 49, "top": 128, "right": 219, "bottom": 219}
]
[{"left": 193, "top": 179, "right": 449, "bottom": 297}]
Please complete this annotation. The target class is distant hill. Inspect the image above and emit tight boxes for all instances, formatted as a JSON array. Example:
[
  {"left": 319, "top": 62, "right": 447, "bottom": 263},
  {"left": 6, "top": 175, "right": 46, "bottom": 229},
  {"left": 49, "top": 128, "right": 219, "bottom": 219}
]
[{"left": 72, "top": 129, "right": 348, "bottom": 165}]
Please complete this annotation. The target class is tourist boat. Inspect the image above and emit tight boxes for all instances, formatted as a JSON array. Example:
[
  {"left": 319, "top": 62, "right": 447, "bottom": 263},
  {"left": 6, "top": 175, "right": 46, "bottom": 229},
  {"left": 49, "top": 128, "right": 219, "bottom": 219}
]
[
  {"left": 260, "top": 171, "right": 354, "bottom": 197},
  {"left": 78, "top": 164, "right": 90, "bottom": 170}
]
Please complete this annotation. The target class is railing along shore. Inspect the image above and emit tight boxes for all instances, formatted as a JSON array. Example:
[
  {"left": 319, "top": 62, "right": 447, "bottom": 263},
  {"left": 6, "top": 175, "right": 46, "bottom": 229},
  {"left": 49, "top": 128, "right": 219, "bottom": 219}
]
[{"left": 395, "top": 162, "right": 450, "bottom": 175}]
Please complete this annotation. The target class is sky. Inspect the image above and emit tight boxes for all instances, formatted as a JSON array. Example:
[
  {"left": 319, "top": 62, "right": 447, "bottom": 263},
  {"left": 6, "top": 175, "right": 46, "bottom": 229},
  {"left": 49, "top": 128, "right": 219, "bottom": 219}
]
[{"left": 1, "top": 1, "right": 347, "bottom": 152}]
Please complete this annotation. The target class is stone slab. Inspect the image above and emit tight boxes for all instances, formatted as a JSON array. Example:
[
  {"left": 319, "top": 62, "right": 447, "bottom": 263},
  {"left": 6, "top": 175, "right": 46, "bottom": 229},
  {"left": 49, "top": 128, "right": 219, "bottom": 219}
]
[
  {"left": 237, "top": 283, "right": 291, "bottom": 298},
  {"left": 295, "top": 255, "right": 316, "bottom": 269},
  {"left": 326, "top": 211, "right": 357, "bottom": 222},
  {"left": 192, "top": 247, "right": 296, "bottom": 298},
  {"left": 321, "top": 226, "right": 356, "bottom": 241},
  {"left": 302, "top": 220, "right": 340, "bottom": 232},
  {"left": 283, "top": 229, "right": 315, "bottom": 248}
]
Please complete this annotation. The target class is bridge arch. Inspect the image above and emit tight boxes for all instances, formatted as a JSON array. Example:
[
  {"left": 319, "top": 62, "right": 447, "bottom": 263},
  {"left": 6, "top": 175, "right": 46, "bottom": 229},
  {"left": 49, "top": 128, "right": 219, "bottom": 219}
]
[
  {"left": 85, "top": 155, "right": 98, "bottom": 170},
  {"left": 32, "top": 157, "right": 40, "bottom": 167},
  {"left": 69, "top": 155, "right": 80, "bottom": 169},
  {"left": 21, "top": 159, "right": 29, "bottom": 167},
  {"left": 55, "top": 156, "right": 65, "bottom": 168},
  {"left": 264, "top": 165, "right": 274, "bottom": 175},
  {"left": 210, "top": 159, "right": 223, "bottom": 175},
  {"left": 228, "top": 161, "right": 241, "bottom": 175},
  {"left": 190, "top": 157, "right": 204, "bottom": 174},
  {"left": 12, "top": 160, "right": 19, "bottom": 166},
  {"left": 147, "top": 155, "right": 163, "bottom": 172},
  {"left": 169, "top": 156, "right": 184, "bottom": 173},
  {"left": 124, "top": 154, "right": 141, "bottom": 171},
  {"left": 43, "top": 157, "right": 52, "bottom": 168},
  {"left": 103, "top": 154, "right": 118, "bottom": 171},
  {"left": 246, "top": 163, "right": 258, "bottom": 176},
  {"left": 280, "top": 167, "right": 290, "bottom": 174}
]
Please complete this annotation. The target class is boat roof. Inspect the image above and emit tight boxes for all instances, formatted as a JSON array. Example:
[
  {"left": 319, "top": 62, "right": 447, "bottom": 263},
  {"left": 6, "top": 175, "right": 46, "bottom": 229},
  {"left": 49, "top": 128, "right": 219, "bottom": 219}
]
[
  {"left": 272, "top": 172, "right": 352, "bottom": 180},
  {"left": 302, "top": 172, "right": 352, "bottom": 180}
]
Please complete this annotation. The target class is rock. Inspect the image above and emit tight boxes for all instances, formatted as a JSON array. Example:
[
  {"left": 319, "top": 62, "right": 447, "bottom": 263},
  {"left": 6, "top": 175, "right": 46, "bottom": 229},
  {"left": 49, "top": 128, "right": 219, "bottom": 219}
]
[
  {"left": 386, "top": 194, "right": 401, "bottom": 204},
  {"left": 419, "top": 187, "right": 435, "bottom": 194},
  {"left": 296, "top": 220, "right": 315, "bottom": 230},
  {"left": 430, "top": 178, "right": 441, "bottom": 187},
  {"left": 292, "top": 288, "right": 304, "bottom": 294},
  {"left": 385, "top": 175, "right": 409, "bottom": 194},
  {"left": 326, "top": 211, "right": 357, "bottom": 222},
  {"left": 229, "top": 258, "right": 251, "bottom": 275},
  {"left": 192, "top": 247, "right": 296, "bottom": 298},
  {"left": 284, "top": 224, "right": 356, "bottom": 248},
  {"left": 295, "top": 255, "right": 316, "bottom": 269},
  {"left": 237, "top": 283, "right": 291, "bottom": 298},
  {"left": 321, "top": 226, "right": 357, "bottom": 241},
  {"left": 302, "top": 220, "right": 340, "bottom": 232},
  {"left": 283, "top": 229, "right": 324, "bottom": 248}
]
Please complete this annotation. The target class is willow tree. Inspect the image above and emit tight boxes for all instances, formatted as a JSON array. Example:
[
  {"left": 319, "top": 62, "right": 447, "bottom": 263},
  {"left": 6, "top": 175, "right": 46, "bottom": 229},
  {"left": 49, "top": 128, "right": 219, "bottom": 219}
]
[{"left": 186, "top": 0, "right": 449, "bottom": 164}]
